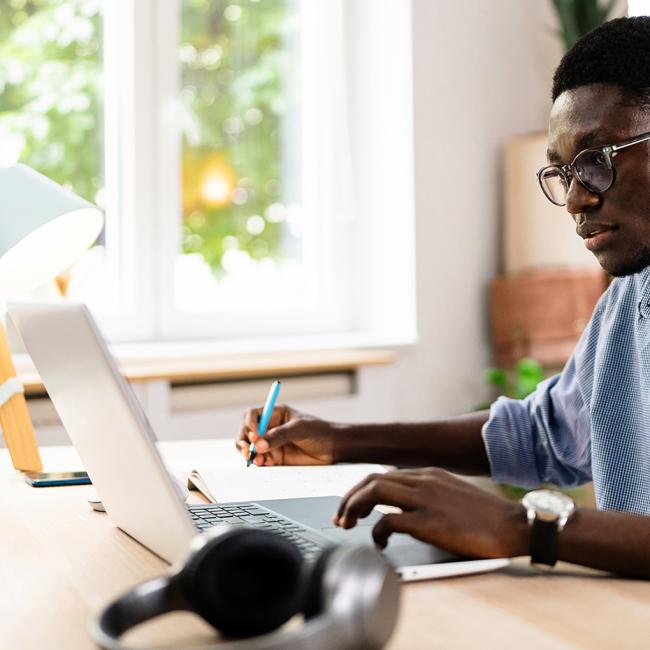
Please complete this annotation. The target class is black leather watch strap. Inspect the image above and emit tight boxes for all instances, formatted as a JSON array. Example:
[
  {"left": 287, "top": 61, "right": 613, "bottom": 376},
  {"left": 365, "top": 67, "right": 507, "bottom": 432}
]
[{"left": 530, "top": 518, "right": 559, "bottom": 567}]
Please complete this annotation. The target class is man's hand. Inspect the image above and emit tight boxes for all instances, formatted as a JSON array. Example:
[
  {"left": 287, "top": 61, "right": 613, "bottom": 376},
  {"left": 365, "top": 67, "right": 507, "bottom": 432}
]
[
  {"left": 334, "top": 467, "right": 529, "bottom": 558},
  {"left": 236, "top": 405, "right": 337, "bottom": 466}
]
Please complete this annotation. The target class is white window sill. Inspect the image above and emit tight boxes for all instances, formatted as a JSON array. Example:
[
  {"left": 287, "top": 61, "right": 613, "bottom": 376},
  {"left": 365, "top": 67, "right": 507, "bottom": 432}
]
[{"left": 14, "top": 334, "right": 406, "bottom": 395}]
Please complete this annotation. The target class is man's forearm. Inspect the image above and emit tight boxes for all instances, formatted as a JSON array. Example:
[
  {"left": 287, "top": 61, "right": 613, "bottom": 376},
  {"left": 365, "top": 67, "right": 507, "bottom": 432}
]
[
  {"left": 557, "top": 509, "right": 650, "bottom": 578},
  {"left": 333, "top": 411, "right": 491, "bottom": 475}
]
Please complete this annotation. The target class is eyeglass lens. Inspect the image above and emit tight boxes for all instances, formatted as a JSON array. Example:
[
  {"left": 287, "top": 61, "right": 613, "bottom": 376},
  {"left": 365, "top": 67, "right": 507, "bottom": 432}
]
[
  {"left": 539, "top": 167, "right": 568, "bottom": 206},
  {"left": 573, "top": 149, "right": 613, "bottom": 193},
  {"left": 539, "top": 149, "right": 614, "bottom": 206}
]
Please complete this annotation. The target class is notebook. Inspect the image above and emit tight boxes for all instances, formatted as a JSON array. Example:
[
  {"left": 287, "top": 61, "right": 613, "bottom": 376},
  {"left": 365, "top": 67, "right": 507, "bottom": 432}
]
[{"left": 187, "top": 463, "right": 388, "bottom": 503}]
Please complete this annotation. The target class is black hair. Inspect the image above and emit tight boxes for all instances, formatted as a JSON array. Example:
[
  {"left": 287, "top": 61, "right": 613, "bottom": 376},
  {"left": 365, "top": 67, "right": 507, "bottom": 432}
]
[{"left": 552, "top": 16, "right": 650, "bottom": 107}]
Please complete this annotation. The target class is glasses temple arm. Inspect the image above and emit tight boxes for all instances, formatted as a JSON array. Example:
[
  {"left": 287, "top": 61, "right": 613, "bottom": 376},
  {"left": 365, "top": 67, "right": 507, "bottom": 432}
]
[{"left": 611, "top": 132, "right": 650, "bottom": 152}]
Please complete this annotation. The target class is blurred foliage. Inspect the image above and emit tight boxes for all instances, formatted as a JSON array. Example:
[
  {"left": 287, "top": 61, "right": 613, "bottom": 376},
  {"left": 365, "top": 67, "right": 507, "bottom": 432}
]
[
  {"left": 180, "top": 0, "right": 299, "bottom": 275},
  {"left": 0, "top": 0, "right": 298, "bottom": 275},
  {"left": 485, "top": 358, "right": 545, "bottom": 401},
  {"left": 475, "top": 358, "right": 545, "bottom": 411},
  {"left": 0, "top": 0, "right": 103, "bottom": 202},
  {"left": 550, "top": 0, "right": 617, "bottom": 51}
]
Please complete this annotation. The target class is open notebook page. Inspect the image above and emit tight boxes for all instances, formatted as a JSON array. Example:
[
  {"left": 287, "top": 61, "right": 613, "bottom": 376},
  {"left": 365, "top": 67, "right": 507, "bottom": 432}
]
[{"left": 188, "top": 463, "right": 388, "bottom": 503}]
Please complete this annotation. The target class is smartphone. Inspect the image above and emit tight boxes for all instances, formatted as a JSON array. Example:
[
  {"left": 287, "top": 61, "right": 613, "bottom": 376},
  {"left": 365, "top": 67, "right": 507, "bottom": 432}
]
[{"left": 23, "top": 471, "right": 91, "bottom": 487}]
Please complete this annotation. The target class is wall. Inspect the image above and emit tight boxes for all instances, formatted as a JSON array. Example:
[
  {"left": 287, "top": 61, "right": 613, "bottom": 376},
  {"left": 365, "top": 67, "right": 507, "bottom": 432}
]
[
  {"left": 392, "top": 0, "right": 563, "bottom": 420},
  {"left": 31, "top": 1, "right": 567, "bottom": 446}
]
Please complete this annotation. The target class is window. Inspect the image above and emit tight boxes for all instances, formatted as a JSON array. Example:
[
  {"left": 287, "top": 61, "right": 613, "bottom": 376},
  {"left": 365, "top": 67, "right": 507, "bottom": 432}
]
[
  {"left": 1, "top": 0, "right": 415, "bottom": 348},
  {"left": 178, "top": 0, "right": 305, "bottom": 313},
  {"left": 165, "top": 0, "right": 354, "bottom": 338}
]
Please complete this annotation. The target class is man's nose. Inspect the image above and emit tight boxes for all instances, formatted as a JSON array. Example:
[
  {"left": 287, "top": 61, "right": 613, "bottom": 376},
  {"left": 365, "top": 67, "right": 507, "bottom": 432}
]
[{"left": 565, "top": 177, "right": 601, "bottom": 216}]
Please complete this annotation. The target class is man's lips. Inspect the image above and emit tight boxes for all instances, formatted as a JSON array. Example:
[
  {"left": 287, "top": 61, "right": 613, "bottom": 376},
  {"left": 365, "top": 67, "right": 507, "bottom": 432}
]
[
  {"left": 576, "top": 222, "right": 618, "bottom": 251},
  {"left": 576, "top": 222, "right": 617, "bottom": 239}
]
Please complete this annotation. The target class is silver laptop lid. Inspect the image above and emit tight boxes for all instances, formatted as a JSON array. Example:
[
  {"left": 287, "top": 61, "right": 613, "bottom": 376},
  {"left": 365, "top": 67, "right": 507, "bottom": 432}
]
[{"left": 8, "top": 302, "right": 195, "bottom": 562}]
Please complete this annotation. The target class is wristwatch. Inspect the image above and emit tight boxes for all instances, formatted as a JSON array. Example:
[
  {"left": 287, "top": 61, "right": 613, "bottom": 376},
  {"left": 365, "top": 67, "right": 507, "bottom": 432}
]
[{"left": 521, "top": 489, "right": 576, "bottom": 568}]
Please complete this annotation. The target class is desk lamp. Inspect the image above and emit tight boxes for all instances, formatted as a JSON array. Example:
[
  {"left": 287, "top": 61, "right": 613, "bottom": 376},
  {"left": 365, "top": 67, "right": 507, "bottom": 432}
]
[{"left": 0, "top": 164, "right": 103, "bottom": 471}]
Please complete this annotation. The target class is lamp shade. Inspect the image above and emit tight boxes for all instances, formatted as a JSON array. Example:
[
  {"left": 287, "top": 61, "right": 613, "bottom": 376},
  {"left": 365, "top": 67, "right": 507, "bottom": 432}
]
[{"left": 0, "top": 164, "right": 104, "bottom": 298}]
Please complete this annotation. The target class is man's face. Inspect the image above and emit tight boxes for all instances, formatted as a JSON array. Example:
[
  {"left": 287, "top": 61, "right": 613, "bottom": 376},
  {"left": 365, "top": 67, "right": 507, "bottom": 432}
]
[{"left": 548, "top": 83, "right": 650, "bottom": 276}]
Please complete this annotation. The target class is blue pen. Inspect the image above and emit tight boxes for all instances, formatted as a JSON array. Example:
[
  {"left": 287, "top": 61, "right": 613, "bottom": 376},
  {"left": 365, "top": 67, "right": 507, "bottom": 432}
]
[{"left": 247, "top": 380, "right": 282, "bottom": 467}]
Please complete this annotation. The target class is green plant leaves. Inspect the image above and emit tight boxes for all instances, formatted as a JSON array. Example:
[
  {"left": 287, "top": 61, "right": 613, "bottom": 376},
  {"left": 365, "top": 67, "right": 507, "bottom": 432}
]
[
  {"left": 485, "top": 358, "right": 545, "bottom": 401},
  {"left": 551, "top": 0, "right": 618, "bottom": 51}
]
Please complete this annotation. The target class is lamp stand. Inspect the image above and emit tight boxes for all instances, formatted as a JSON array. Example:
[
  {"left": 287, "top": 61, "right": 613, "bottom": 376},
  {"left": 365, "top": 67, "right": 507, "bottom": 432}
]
[{"left": 0, "top": 320, "right": 42, "bottom": 471}]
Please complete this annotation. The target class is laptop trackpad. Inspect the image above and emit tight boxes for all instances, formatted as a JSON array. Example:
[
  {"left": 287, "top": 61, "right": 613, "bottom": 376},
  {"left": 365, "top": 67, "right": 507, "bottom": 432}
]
[
  {"left": 256, "top": 495, "right": 458, "bottom": 566},
  {"left": 317, "top": 525, "right": 457, "bottom": 565}
]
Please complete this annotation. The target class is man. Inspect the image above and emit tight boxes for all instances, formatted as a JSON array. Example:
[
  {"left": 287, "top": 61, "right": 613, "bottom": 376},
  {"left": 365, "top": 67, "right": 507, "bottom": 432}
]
[{"left": 236, "top": 16, "right": 650, "bottom": 578}]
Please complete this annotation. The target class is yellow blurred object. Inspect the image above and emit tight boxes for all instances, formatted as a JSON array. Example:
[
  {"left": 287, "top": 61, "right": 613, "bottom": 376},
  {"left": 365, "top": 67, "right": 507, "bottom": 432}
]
[
  {"left": 54, "top": 270, "right": 71, "bottom": 297},
  {"left": 183, "top": 153, "right": 235, "bottom": 212},
  {"left": 0, "top": 321, "right": 42, "bottom": 471},
  {"left": 200, "top": 160, "right": 235, "bottom": 207}
]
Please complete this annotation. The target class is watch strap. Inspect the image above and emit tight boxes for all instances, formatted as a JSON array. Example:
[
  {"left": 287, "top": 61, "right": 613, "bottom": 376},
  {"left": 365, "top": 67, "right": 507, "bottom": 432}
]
[{"left": 530, "top": 517, "right": 559, "bottom": 567}]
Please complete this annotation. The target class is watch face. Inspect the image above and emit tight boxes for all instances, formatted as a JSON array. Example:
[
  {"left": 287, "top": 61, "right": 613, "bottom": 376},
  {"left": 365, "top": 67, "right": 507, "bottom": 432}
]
[{"left": 522, "top": 489, "right": 575, "bottom": 517}]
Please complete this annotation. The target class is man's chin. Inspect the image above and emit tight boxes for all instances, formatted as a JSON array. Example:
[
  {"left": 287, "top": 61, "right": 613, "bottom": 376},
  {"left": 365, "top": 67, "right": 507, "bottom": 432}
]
[{"left": 596, "top": 250, "right": 650, "bottom": 278}]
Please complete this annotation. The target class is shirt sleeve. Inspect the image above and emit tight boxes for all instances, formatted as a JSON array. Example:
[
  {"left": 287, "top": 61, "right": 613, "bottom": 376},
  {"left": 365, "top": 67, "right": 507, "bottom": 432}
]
[{"left": 481, "top": 344, "right": 593, "bottom": 489}]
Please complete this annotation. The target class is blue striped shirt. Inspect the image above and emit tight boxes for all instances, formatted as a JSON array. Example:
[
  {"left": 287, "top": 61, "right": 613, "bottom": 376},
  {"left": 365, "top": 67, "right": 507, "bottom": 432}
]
[{"left": 482, "top": 266, "right": 650, "bottom": 514}]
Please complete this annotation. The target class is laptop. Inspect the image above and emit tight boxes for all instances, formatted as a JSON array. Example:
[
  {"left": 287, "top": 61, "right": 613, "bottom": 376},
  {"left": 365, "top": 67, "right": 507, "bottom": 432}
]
[{"left": 9, "top": 302, "right": 508, "bottom": 581}]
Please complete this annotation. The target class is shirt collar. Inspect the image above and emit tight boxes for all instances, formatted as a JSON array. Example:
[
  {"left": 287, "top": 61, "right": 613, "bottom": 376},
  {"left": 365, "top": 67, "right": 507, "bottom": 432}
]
[{"left": 638, "top": 267, "right": 650, "bottom": 318}]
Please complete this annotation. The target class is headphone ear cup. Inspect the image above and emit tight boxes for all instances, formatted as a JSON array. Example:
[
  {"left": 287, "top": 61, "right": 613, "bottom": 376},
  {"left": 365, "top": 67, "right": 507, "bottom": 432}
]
[
  {"left": 301, "top": 545, "right": 339, "bottom": 620},
  {"left": 322, "top": 545, "right": 401, "bottom": 648},
  {"left": 181, "top": 528, "right": 304, "bottom": 638}
]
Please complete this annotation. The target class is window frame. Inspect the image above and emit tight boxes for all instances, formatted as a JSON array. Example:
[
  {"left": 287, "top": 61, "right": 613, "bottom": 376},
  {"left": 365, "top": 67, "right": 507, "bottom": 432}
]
[{"left": 95, "top": 0, "right": 416, "bottom": 348}]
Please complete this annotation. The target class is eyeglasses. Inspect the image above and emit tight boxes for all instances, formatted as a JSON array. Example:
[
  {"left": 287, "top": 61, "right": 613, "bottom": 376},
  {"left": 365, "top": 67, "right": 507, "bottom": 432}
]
[{"left": 537, "top": 130, "right": 650, "bottom": 206}]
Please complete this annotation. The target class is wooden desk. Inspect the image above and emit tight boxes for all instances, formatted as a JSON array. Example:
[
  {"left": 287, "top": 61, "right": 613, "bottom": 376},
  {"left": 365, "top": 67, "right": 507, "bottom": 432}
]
[{"left": 2, "top": 441, "right": 650, "bottom": 649}]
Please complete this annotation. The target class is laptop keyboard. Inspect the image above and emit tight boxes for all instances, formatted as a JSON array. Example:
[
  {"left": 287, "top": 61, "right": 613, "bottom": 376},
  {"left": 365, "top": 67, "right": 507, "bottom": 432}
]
[{"left": 187, "top": 503, "right": 326, "bottom": 560}]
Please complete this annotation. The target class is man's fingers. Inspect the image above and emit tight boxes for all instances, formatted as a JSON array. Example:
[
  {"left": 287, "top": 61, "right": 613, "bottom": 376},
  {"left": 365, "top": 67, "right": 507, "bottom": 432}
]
[
  {"left": 372, "top": 512, "right": 423, "bottom": 549},
  {"left": 243, "top": 406, "right": 290, "bottom": 444},
  {"left": 255, "top": 419, "right": 304, "bottom": 452},
  {"left": 335, "top": 472, "right": 418, "bottom": 523},
  {"left": 235, "top": 424, "right": 252, "bottom": 455},
  {"left": 337, "top": 473, "right": 384, "bottom": 519},
  {"left": 336, "top": 479, "right": 419, "bottom": 529},
  {"left": 248, "top": 450, "right": 280, "bottom": 467},
  {"left": 235, "top": 438, "right": 250, "bottom": 457},
  {"left": 243, "top": 408, "right": 262, "bottom": 439}
]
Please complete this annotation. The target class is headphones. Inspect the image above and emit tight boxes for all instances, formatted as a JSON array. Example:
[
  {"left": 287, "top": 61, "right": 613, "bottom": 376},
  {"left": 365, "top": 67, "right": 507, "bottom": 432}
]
[{"left": 93, "top": 526, "right": 400, "bottom": 649}]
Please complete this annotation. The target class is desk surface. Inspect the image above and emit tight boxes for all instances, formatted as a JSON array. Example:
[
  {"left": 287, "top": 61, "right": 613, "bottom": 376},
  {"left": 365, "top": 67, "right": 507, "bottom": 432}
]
[{"left": 3, "top": 440, "right": 650, "bottom": 649}]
